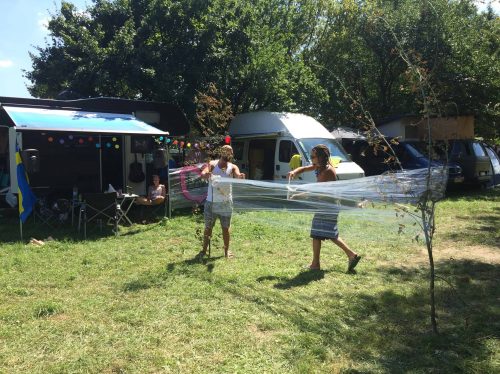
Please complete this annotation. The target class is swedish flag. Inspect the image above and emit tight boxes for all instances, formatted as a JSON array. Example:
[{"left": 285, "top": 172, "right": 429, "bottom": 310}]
[{"left": 16, "top": 149, "right": 37, "bottom": 223}]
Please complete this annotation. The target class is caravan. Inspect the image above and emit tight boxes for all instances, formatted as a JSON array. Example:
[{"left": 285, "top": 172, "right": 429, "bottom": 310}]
[{"left": 229, "top": 112, "right": 365, "bottom": 182}]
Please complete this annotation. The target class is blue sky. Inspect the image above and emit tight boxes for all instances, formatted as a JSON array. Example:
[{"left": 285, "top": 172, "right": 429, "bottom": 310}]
[
  {"left": 0, "top": 0, "right": 89, "bottom": 98},
  {"left": 0, "top": 0, "right": 498, "bottom": 99}
]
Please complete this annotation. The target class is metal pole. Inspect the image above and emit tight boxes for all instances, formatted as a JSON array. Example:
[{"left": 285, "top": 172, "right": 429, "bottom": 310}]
[
  {"left": 99, "top": 135, "right": 103, "bottom": 192},
  {"left": 122, "top": 135, "right": 126, "bottom": 193},
  {"left": 167, "top": 145, "right": 172, "bottom": 219},
  {"left": 19, "top": 219, "right": 23, "bottom": 241}
]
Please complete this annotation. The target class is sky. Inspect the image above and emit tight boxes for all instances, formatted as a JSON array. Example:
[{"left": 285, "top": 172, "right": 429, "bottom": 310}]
[
  {"left": 0, "top": 0, "right": 498, "bottom": 99},
  {"left": 0, "top": 0, "right": 89, "bottom": 98}
]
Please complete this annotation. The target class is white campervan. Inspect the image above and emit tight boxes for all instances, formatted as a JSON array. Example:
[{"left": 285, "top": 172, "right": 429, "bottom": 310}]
[{"left": 229, "top": 112, "right": 365, "bottom": 182}]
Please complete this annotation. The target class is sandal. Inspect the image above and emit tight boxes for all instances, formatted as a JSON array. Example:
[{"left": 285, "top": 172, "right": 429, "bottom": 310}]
[
  {"left": 196, "top": 251, "right": 207, "bottom": 260},
  {"left": 347, "top": 255, "right": 361, "bottom": 273},
  {"left": 225, "top": 250, "right": 235, "bottom": 258}
]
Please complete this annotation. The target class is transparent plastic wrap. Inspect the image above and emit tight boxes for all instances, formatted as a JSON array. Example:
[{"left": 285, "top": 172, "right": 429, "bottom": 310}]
[{"left": 168, "top": 164, "right": 448, "bottom": 238}]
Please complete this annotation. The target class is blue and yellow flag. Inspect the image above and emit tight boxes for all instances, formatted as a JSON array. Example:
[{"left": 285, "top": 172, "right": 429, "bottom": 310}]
[{"left": 16, "top": 149, "right": 37, "bottom": 223}]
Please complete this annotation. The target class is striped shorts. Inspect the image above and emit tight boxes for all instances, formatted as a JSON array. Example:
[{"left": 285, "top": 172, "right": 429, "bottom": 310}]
[{"left": 310, "top": 213, "right": 339, "bottom": 240}]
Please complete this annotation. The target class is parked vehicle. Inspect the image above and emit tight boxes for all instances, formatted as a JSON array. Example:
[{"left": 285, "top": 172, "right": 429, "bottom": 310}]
[
  {"left": 341, "top": 138, "right": 464, "bottom": 186},
  {"left": 483, "top": 143, "right": 500, "bottom": 187},
  {"left": 408, "top": 140, "right": 492, "bottom": 187},
  {"left": 449, "top": 140, "right": 492, "bottom": 187},
  {"left": 229, "top": 112, "right": 365, "bottom": 182}
]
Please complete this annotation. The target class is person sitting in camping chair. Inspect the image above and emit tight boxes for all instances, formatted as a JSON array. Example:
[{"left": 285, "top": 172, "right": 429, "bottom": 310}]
[{"left": 135, "top": 174, "right": 166, "bottom": 206}]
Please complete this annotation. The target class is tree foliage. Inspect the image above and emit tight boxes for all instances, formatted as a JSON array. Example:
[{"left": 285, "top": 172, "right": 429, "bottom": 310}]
[
  {"left": 194, "top": 83, "right": 233, "bottom": 137},
  {"left": 26, "top": 0, "right": 499, "bottom": 139}
]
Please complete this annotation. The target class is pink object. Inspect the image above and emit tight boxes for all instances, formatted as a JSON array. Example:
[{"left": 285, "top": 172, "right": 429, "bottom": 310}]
[{"left": 179, "top": 165, "right": 208, "bottom": 204}]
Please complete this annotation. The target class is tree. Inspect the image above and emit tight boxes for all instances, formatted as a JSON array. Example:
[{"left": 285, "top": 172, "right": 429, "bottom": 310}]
[
  {"left": 194, "top": 82, "right": 233, "bottom": 137},
  {"left": 26, "top": 0, "right": 328, "bottom": 122},
  {"left": 306, "top": 0, "right": 499, "bottom": 140},
  {"left": 26, "top": 0, "right": 499, "bottom": 139}
]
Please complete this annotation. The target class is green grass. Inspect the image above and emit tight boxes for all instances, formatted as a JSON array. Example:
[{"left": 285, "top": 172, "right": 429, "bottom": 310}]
[{"left": 0, "top": 188, "right": 498, "bottom": 373}]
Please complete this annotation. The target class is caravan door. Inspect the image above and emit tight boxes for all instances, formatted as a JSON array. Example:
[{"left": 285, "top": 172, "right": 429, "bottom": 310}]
[
  {"left": 247, "top": 139, "right": 276, "bottom": 180},
  {"left": 231, "top": 140, "right": 248, "bottom": 177}
]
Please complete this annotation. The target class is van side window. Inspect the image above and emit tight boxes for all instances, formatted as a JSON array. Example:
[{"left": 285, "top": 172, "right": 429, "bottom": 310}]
[
  {"left": 232, "top": 141, "right": 244, "bottom": 161},
  {"left": 472, "top": 142, "right": 486, "bottom": 157},
  {"left": 279, "top": 140, "right": 298, "bottom": 162},
  {"left": 451, "top": 141, "right": 468, "bottom": 157}
]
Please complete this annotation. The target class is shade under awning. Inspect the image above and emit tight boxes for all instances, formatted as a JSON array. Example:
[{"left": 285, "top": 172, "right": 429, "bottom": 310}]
[{"left": 3, "top": 105, "right": 168, "bottom": 135}]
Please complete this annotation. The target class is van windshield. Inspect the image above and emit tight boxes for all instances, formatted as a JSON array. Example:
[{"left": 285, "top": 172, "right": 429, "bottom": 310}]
[
  {"left": 407, "top": 141, "right": 448, "bottom": 161},
  {"left": 402, "top": 142, "right": 426, "bottom": 159},
  {"left": 298, "top": 138, "right": 350, "bottom": 162}
]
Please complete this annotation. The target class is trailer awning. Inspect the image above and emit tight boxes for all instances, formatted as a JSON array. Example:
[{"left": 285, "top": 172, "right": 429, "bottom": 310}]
[{"left": 2, "top": 105, "right": 168, "bottom": 135}]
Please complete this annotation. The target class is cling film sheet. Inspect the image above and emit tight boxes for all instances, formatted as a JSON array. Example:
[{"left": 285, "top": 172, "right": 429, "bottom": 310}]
[{"left": 169, "top": 165, "right": 448, "bottom": 238}]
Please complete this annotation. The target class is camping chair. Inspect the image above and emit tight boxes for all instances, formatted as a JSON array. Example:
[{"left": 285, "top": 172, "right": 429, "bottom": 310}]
[
  {"left": 78, "top": 192, "right": 119, "bottom": 239},
  {"left": 138, "top": 197, "right": 168, "bottom": 223},
  {"left": 151, "top": 197, "right": 168, "bottom": 220},
  {"left": 33, "top": 190, "right": 58, "bottom": 228},
  {"left": 34, "top": 198, "right": 71, "bottom": 228}
]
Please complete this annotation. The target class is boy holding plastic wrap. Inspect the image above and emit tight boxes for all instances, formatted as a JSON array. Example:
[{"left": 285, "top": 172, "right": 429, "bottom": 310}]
[
  {"left": 199, "top": 145, "right": 245, "bottom": 258},
  {"left": 288, "top": 144, "right": 361, "bottom": 272}
]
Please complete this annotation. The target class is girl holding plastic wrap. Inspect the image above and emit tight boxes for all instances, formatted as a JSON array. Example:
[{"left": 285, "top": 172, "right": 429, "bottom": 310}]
[{"left": 288, "top": 144, "right": 361, "bottom": 272}]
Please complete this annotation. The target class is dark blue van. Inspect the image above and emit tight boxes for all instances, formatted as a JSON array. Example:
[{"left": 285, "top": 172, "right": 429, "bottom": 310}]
[{"left": 342, "top": 139, "right": 464, "bottom": 185}]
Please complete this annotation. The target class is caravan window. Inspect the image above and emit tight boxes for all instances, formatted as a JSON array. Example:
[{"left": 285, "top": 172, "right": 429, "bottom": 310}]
[
  {"left": 298, "top": 138, "right": 349, "bottom": 162},
  {"left": 232, "top": 141, "right": 244, "bottom": 161},
  {"left": 278, "top": 140, "right": 298, "bottom": 162}
]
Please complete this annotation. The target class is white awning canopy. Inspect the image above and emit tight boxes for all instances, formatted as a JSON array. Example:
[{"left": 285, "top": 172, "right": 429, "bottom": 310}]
[{"left": 3, "top": 105, "right": 168, "bottom": 135}]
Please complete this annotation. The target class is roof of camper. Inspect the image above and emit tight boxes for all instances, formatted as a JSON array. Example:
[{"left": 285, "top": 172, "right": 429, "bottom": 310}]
[
  {"left": 229, "top": 112, "right": 334, "bottom": 139},
  {"left": 2, "top": 105, "right": 167, "bottom": 135},
  {"left": 0, "top": 96, "right": 190, "bottom": 136}
]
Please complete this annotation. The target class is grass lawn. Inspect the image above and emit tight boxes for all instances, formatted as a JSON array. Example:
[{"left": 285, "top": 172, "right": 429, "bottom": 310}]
[{"left": 0, "top": 187, "right": 498, "bottom": 373}]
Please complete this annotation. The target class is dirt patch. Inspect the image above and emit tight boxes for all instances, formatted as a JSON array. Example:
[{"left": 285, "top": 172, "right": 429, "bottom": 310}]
[
  {"left": 413, "top": 241, "right": 500, "bottom": 265},
  {"left": 49, "top": 313, "right": 70, "bottom": 322},
  {"left": 164, "top": 237, "right": 185, "bottom": 245},
  {"left": 247, "top": 323, "right": 277, "bottom": 342}
]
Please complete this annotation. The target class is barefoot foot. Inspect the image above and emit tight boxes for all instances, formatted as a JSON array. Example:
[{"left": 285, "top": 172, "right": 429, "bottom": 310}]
[{"left": 304, "top": 263, "right": 320, "bottom": 270}]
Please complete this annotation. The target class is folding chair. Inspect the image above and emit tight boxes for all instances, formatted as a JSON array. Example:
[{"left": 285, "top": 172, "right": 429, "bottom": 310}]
[
  {"left": 154, "top": 198, "right": 168, "bottom": 217},
  {"left": 78, "top": 192, "right": 119, "bottom": 239},
  {"left": 33, "top": 194, "right": 57, "bottom": 228},
  {"left": 138, "top": 197, "right": 168, "bottom": 223},
  {"left": 52, "top": 198, "right": 71, "bottom": 224},
  {"left": 35, "top": 197, "right": 71, "bottom": 228}
]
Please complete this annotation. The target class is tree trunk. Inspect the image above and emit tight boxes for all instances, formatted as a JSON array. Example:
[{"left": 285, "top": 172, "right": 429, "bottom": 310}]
[{"left": 422, "top": 208, "right": 438, "bottom": 334}]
